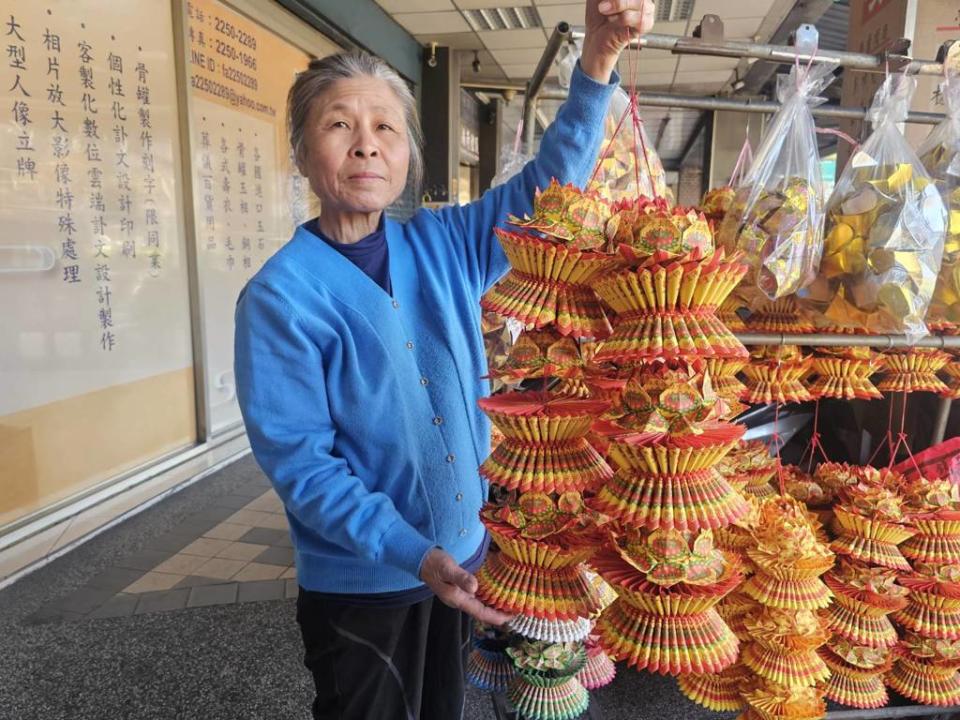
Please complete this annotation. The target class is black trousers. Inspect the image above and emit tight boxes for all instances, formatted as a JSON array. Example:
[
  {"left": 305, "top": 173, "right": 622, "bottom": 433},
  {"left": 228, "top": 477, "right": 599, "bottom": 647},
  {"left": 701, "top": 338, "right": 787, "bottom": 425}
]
[{"left": 296, "top": 589, "right": 472, "bottom": 720}]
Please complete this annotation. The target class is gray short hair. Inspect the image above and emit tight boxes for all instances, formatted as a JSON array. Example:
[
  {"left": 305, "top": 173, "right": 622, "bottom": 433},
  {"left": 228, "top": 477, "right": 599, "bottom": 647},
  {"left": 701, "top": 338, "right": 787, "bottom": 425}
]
[{"left": 287, "top": 51, "right": 424, "bottom": 194}]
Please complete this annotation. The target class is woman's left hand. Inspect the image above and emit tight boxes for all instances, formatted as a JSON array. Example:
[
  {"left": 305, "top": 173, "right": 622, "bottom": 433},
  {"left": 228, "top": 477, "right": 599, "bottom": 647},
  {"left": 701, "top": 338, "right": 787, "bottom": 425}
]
[{"left": 581, "top": 0, "right": 656, "bottom": 84}]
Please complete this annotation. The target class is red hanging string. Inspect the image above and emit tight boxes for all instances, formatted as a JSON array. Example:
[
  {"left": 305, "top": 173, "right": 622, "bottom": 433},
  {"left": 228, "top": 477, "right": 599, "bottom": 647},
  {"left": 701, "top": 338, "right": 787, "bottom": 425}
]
[
  {"left": 815, "top": 126, "right": 861, "bottom": 152},
  {"left": 800, "top": 398, "right": 829, "bottom": 474},
  {"left": 887, "top": 392, "right": 923, "bottom": 477},
  {"left": 588, "top": 102, "right": 632, "bottom": 187},
  {"left": 629, "top": 95, "right": 642, "bottom": 198},
  {"left": 774, "top": 399, "right": 786, "bottom": 495},
  {"left": 771, "top": 347, "right": 786, "bottom": 495},
  {"left": 867, "top": 392, "right": 897, "bottom": 467}
]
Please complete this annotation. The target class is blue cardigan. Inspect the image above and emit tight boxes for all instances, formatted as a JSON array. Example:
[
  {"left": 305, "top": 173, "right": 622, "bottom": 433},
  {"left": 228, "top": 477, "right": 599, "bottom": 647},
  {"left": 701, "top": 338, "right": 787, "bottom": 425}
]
[{"left": 234, "top": 65, "right": 618, "bottom": 594}]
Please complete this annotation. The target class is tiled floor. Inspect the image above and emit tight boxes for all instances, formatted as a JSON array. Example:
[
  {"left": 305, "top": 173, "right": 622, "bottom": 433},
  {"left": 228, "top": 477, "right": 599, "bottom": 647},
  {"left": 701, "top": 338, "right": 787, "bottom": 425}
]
[{"left": 27, "top": 475, "right": 299, "bottom": 623}]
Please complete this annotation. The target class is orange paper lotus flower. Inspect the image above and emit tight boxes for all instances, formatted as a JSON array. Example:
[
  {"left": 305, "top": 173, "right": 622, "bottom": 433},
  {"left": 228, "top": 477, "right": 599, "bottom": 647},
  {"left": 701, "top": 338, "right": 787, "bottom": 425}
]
[
  {"left": 509, "top": 178, "right": 612, "bottom": 250},
  {"left": 604, "top": 196, "right": 714, "bottom": 258}
]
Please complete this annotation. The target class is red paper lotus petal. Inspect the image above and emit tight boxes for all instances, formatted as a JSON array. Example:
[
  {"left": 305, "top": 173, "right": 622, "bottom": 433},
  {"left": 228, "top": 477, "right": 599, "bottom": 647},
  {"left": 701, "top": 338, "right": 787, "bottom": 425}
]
[{"left": 479, "top": 392, "right": 611, "bottom": 418}]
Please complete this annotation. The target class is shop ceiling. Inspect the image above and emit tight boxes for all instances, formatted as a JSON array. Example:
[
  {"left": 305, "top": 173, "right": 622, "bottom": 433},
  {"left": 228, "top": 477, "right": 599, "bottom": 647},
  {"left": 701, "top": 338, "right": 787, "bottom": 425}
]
[{"left": 372, "top": 0, "right": 846, "bottom": 167}]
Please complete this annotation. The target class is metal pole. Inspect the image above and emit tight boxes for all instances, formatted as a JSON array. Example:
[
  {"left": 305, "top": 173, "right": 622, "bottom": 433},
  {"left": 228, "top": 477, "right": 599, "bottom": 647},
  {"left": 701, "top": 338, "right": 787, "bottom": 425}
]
[
  {"left": 612, "top": 32, "right": 946, "bottom": 76},
  {"left": 736, "top": 333, "right": 960, "bottom": 350},
  {"left": 531, "top": 90, "right": 945, "bottom": 125},
  {"left": 932, "top": 395, "right": 954, "bottom": 445},
  {"left": 523, "top": 22, "right": 571, "bottom": 152}
]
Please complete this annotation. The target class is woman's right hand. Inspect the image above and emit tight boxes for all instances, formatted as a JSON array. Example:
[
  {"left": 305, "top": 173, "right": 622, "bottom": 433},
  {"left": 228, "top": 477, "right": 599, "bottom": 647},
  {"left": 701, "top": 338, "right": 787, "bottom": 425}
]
[
  {"left": 581, "top": 0, "right": 656, "bottom": 84},
  {"left": 420, "top": 547, "right": 513, "bottom": 626}
]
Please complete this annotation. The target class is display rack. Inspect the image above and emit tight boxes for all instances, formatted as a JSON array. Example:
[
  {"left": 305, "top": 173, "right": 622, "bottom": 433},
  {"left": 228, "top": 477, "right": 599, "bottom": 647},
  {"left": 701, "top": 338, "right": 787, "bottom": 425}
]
[{"left": 487, "top": 17, "right": 960, "bottom": 720}]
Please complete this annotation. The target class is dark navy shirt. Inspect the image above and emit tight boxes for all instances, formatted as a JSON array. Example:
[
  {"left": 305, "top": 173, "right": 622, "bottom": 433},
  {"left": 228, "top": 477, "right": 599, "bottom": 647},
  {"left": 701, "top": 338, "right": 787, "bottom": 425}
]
[
  {"left": 302, "top": 215, "right": 489, "bottom": 607},
  {"left": 307, "top": 216, "right": 392, "bottom": 295}
]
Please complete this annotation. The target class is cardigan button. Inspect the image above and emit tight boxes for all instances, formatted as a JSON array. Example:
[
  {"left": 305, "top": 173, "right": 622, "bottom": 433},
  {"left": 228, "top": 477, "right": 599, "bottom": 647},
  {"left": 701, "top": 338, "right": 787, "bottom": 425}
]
[
  {"left": 446, "top": 454, "right": 455, "bottom": 463},
  {"left": 392, "top": 300, "right": 400, "bottom": 309},
  {"left": 420, "top": 377, "right": 429, "bottom": 386},
  {"left": 455, "top": 493, "right": 463, "bottom": 502},
  {"left": 405, "top": 341, "right": 414, "bottom": 350},
  {"left": 433, "top": 416, "right": 444, "bottom": 426},
  {"left": 459, "top": 528, "right": 467, "bottom": 537}
]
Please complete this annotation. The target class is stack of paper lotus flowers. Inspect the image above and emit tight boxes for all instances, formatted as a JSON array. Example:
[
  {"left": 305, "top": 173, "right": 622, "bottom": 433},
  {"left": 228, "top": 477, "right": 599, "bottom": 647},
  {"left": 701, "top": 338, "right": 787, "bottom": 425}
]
[
  {"left": 590, "top": 365, "right": 749, "bottom": 534},
  {"left": 467, "top": 623, "right": 518, "bottom": 693},
  {"left": 718, "top": 295, "right": 748, "bottom": 332},
  {"left": 737, "top": 496, "right": 836, "bottom": 720},
  {"left": 806, "top": 347, "right": 883, "bottom": 401},
  {"left": 829, "top": 479, "right": 915, "bottom": 573},
  {"left": 825, "top": 471, "right": 914, "bottom": 708},
  {"left": 505, "top": 639, "right": 591, "bottom": 720},
  {"left": 482, "top": 179, "right": 618, "bottom": 339},
  {"left": 876, "top": 348, "right": 950, "bottom": 394},
  {"left": 575, "top": 633, "right": 617, "bottom": 690},
  {"left": 478, "top": 392, "right": 613, "bottom": 497},
  {"left": 682, "top": 495, "right": 762, "bottom": 713},
  {"left": 581, "top": 362, "right": 749, "bottom": 684},
  {"left": 888, "top": 476, "right": 960, "bottom": 706},
  {"left": 717, "top": 440, "right": 779, "bottom": 500},
  {"left": 820, "top": 561, "right": 908, "bottom": 707},
  {"left": 741, "top": 345, "right": 814, "bottom": 405},
  {"left": 477, "top": 186, "right": 623, "bottom": 718},
  {"left": 746, "top": 296, "right": 816, "bottom": 334},
  {"left": 473, "top": 493, "right": 606, "bottom": 717},
  {"left": 592, "top": 526, "right": 743, "bottom": 676},
  {"left": 941, "top": 352, "right": 960, "bottom": 399},
  {"left": 588, "top": 196, "right": 750, "bottom": 364},
  {"left": 704, "top": 356, "right": 749, "bottom": 418}
]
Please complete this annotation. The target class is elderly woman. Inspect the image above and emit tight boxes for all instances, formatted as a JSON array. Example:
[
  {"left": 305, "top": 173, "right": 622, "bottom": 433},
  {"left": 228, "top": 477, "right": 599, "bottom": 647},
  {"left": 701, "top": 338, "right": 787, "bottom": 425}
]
[{"left": 235, "top": 1, "right": 654, "bottom": 718}]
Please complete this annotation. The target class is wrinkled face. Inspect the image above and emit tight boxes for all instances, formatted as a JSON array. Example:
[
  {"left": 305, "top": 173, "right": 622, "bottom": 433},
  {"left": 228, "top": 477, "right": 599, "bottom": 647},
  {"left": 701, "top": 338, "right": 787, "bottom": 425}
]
[{"left": 297, "top": 76, "right": 410, "bottom": 215}]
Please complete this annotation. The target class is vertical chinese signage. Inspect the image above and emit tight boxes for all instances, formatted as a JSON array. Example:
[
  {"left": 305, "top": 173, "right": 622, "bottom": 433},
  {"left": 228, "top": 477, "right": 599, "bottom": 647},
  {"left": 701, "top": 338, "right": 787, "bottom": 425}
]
[
  {"left": 184, "top": 0, "right": 330, "bottom": 432},
  {"left": 0, "top": 2, "right": 195, "bottom": 526}
]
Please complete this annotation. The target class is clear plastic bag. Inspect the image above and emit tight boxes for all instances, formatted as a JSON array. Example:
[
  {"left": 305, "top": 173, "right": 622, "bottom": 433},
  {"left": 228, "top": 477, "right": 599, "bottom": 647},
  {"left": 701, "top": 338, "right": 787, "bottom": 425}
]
[
  {"left": 492, "top": 120, "right": 534, "bottom": 189},
  {"left": 717, "top": 61, "right": 837, "bottom": 303},
  {"left": 701, "top": 133, "right": 753, "bottom": 226},
  {"left": 589, "top": 87, "right": 671, "bottom": 203},
  {"left": 808, "top": 73, "right": 947, "bottom": 339},
  {"left": 556, "top": 39, "right": 580, "bottom": 91},
  {"left": 918, "top": 74, "right": 960, "bottom": 330}
]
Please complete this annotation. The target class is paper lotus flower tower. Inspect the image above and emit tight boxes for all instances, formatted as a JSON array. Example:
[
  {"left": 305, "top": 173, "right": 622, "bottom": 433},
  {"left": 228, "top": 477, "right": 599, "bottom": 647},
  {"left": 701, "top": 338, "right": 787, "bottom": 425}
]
[
  {"left": 475, "top": 180, "right": 628, "bottom": 719},
  {"left": 587, "top": 366, "right": 748, "bottom": 681},
  {"left": 741, "top": 345, "right": 814, "bottom": 406},
  {"left": 806, "top": 347, "right": 883, "bottom": 401},
  {"left": 877, "top": 349, "right": 950, "bottom": 395},
  {"left": 888, "top": 476, "right": 960, "bottom": 706},
  {"left": 820, "top": 561, "right": 907, "bottom": 708},
  {"left": 719, "top": 440, "right": 779, "bottom": 501},
  {"left": 467, "top": 623, "right": 518, "bottom": 693},
  {"left": 590, "top": 367, "right": 749, "bottom": 534},
  {"left": 746, "top": 296, "right": 816, "bottom": 334},
  {"left": 588, "top": 197, "right": 747, "bottom": 364},
  {"left": 818, "top": 474, "right": 910, "bottom": 708},
  {"left": 556, "top": 196, "right": 757, "bottom": 708},
  {"left": 737, "top": 497, "right": 835, "bottom": 720},
  {"left": 482, "top": 180, "right": 617, "bottom": 339},
  {"left": 505, "top": 640, "right": 591, "bottom": 720},
  {"left": 592, "top": 525, "right": 743, "bottom": 676}
]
